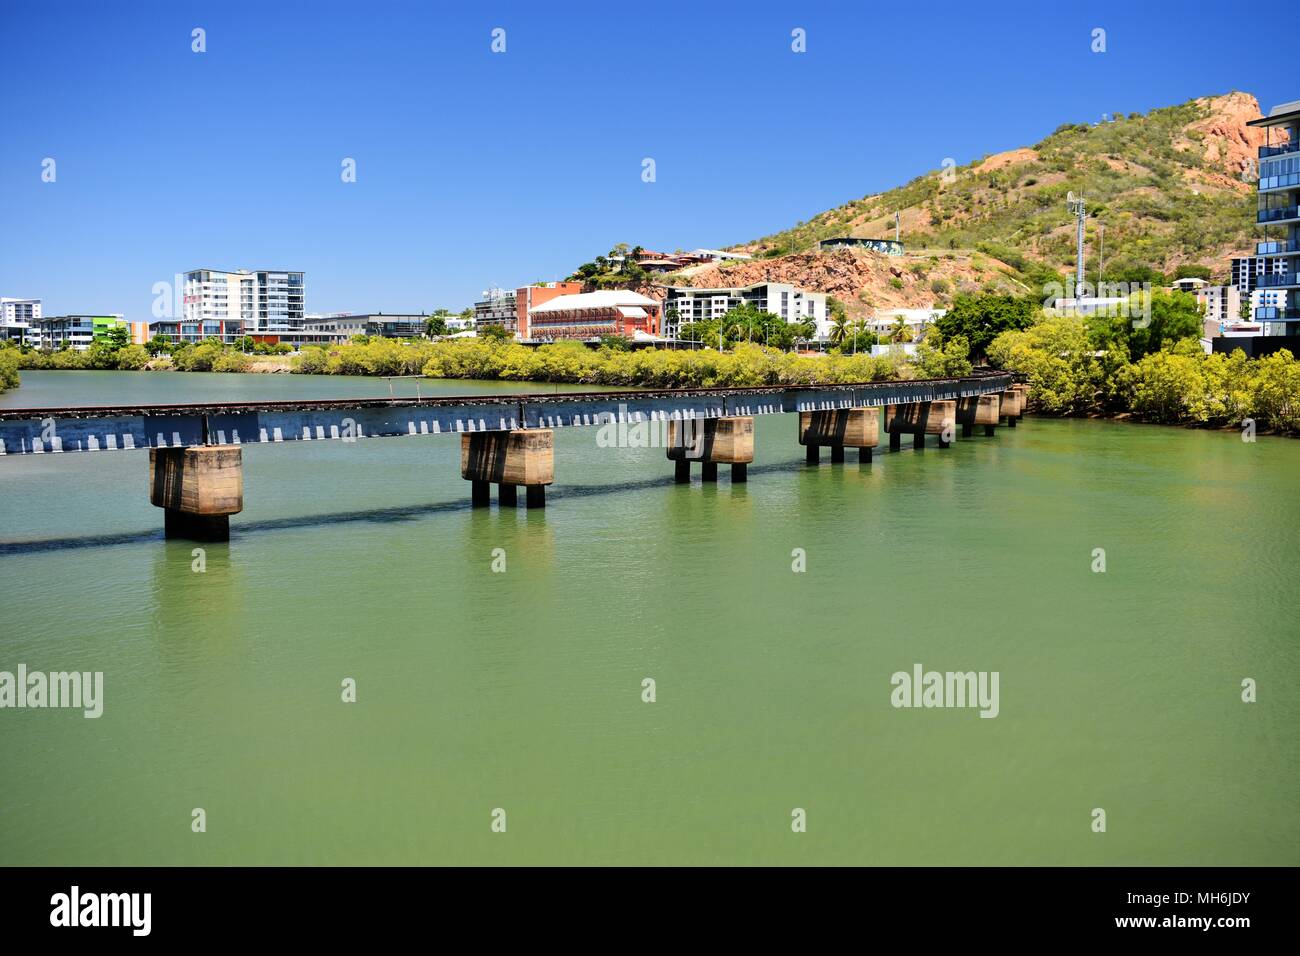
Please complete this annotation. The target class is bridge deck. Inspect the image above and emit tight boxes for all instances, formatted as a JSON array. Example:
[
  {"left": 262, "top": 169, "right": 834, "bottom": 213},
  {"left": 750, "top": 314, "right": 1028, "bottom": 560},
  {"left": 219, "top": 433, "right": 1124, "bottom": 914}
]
[{"left": 0, "top": 373, "right": 1012, "bottom": 455}]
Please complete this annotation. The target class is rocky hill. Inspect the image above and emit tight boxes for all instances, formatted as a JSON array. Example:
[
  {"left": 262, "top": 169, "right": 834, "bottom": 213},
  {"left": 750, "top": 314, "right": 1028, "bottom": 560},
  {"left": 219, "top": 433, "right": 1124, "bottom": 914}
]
[
  {"left": 716, "top": 92, "right": 1282, "bottom": 308},
  {"left": 675, "top": 247, "right": 1029, "bottom": 319}
]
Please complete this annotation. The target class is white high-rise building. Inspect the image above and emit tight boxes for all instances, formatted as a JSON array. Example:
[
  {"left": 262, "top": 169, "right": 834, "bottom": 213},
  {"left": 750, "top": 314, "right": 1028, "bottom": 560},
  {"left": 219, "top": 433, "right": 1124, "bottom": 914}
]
[
  {"left": 1, "top": 297, "right": 41, "bottom": 344},
  {"left": 663, "top": 282, "right": 828, "bottom": 339},
  {"left": 181, "top": 269, "right": 305, "bottom": 343}
]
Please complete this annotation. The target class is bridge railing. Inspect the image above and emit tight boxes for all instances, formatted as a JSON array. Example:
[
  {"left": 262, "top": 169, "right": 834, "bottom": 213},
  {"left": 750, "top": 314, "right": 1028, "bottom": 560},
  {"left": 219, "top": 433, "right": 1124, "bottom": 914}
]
[{"left": 0, "top": 372, "right": 1013, "bottom": 456}]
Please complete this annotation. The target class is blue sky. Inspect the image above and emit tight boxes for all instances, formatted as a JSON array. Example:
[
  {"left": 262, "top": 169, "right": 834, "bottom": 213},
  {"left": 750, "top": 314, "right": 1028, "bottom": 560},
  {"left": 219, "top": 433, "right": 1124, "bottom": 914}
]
[{"left": 0, "top": 0, "right": 1283, "bottom": 317}]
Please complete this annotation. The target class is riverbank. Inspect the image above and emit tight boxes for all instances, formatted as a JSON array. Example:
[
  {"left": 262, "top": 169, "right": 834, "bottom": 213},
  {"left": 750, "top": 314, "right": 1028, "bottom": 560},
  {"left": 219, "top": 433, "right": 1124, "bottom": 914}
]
[
  {"left": 143, "top": 354, "right": 293, "bottom": 373},
  {"left": 989, "top": 317, "right": 1300, "bottom": 436}
]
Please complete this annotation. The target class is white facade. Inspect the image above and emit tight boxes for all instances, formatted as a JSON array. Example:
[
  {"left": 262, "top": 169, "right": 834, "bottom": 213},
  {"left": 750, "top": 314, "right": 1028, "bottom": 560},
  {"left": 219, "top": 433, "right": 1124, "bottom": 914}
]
[
  {"left": 1196, "top": 286, "right": 1241, "bottom": 331},
  {"left": 663, "top": 282, "right": 828, "bottom": 338},
  {"left": 1251, "top": 288, "right": 1287, "bottom": 311},
  {"left": 1250, "top": 288, "right": 1290, "bottom": 336},
  {"left": 1, "top": 297, "right": 41, "bottom": 344},
  {"left": 870, "top": 342, "right": 920, "bottom": 358},
  {"left": 182, "top": 269, "right": 305, "bottom": 342}
]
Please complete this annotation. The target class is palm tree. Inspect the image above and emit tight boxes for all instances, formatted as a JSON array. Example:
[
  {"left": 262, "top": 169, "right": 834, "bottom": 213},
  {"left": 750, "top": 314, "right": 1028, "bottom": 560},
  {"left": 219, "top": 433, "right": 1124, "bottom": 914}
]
[
  {"left": 888, "top": 316, "right": 914, "bottom": 344},
  {"left": 829, "top": 315, "right": 850, "bottom": 346}
]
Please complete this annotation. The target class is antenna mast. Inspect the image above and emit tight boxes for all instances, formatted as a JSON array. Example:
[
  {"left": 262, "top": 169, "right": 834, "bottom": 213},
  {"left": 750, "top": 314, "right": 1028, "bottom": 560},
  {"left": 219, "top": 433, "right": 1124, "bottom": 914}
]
[{"left": 1067, "top": 192, "right": 1087, "bottom": 290}]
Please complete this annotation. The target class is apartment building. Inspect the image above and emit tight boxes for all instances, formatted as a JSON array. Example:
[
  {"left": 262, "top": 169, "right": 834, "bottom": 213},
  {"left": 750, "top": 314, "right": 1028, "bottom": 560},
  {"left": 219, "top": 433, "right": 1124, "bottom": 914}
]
[
  {"left": 1231, "top": 253, "right": 1288, "bottom": 295},
  {"left": 1196, "top": 285, "right": 1241, "bottom": 335},
  {"left": 1, "top": 297, "right": 41, "bottom": 344},
  {"left": 1246, "top": 100, "right": 1300, "bottom": 336},
  {"left": 473, "top": 287, "right": 519, "bottom": 334},
  {"left": 663, "top": 282, "right": 828, "bottom": 339},
  {"left": 182, "top": 269, "right": 305, "bottom": 343},
  {"left": 29, "top": 315, "right": 146, "bottom": 351}
]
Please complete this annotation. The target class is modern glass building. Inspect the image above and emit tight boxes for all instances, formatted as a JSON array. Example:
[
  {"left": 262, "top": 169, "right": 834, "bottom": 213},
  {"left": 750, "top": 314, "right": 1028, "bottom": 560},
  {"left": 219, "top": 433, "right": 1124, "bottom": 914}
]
[
  {"left": 28, "top": 315, "right": 130, "bottom": 350},
  {"left": 1248, "top": 99, "right": 1300, "bottom": 336},
  {"left": 182, "top": 269, "right": 305, "bottom": 343}
]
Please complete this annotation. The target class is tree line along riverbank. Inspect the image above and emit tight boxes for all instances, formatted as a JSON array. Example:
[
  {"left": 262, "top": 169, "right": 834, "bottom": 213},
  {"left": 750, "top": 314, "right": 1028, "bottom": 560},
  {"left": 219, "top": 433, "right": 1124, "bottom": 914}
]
[{"left": 2, "top": 291, "right": 1298, "bottom": 435}]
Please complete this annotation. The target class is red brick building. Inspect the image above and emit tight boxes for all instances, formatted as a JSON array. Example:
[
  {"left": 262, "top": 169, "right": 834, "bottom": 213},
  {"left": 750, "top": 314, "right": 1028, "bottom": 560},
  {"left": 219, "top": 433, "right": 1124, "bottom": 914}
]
[
  {"left": 515, "top": 282, "right": 584, "bottom": 339},
  {"left": 526, "top": 290, "right": 662, "bottom": 341}
]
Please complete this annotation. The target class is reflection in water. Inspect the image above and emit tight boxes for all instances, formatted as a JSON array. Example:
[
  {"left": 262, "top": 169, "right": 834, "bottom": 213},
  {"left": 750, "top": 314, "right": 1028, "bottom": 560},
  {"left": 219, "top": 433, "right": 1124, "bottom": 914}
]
[{"left": 0, "top": 467, "right": 796, "bottom": 554}]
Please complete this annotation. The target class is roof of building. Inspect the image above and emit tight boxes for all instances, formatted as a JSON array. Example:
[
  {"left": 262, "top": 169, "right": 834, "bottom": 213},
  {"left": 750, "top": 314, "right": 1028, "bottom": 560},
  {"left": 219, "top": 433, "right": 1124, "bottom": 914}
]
[
  {"left": 183, "top": 268, "right": 303, "bottom": 277},
  {"left": 692, "top": 249, "right": 753, "bottom": 259},
  {"left": 529, "top": 290, "right": 659, "bottom": 313},
  {"left": 872, "top": 308, "right": 945, "bottom": 321},
  {"left": 668, "top": 282, "right": 824, "bottom": 297},
  {"left": 1248, "top": 99, "right": 1300, "bottom": 127}
]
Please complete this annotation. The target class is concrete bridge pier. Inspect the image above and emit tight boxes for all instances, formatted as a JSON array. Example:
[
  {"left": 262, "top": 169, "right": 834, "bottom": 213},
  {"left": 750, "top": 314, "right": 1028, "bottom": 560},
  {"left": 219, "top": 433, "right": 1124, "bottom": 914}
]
[
  {"left": 957, "top": 394, "right": 1001, "bottom": 439},
  {"left": 667, "top": 416, "right": 753, "bottom": 484},
  {"left": 149, "top": 444, "right": 243, "bottom": 542},
  {"left": 461, "top": 429, "right": 554, "bottom": 509},
  {"left": 999, "top": 389, "right": 1022, "bottom": 427},
  {"left": 884, "top": 402, "right": 924, "bottom": 451},
  {"left": 927, "top": 399, "right": 957, "bottom": 448},
  {"left": 798, "top": 408, "right": 878, "bottom": 465},
  {"left": 884, "top": 401, "right": 955, "bottom": 451},
  {"left": 1012, "top": 383, "right": 1030, "bottom": 421}
]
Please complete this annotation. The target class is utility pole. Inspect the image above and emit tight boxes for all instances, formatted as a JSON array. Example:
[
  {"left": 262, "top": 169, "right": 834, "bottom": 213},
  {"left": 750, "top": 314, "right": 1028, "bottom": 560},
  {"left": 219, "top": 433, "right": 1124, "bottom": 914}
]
[
  {"left": 1098, "top": 223, "right": 1105, "bottom": 285},
  {"left": 1067, "top": 192, "right": 1087, "bottom": 292},
  {"left": 895, "top": 212, "right": 901, "bottom": 243}
]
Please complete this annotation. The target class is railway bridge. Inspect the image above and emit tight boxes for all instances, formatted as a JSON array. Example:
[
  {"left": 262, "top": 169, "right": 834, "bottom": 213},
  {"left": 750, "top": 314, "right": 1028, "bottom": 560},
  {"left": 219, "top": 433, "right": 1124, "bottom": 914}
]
[{"left": 0, "top": 373, "right": 1027, "bottom": 540}]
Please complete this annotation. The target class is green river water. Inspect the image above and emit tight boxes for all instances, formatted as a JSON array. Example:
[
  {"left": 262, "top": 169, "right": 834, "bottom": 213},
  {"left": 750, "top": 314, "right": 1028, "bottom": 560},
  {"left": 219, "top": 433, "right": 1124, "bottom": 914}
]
[{"left": 1, "top": 370, "right": 1297, "bottom": 865}]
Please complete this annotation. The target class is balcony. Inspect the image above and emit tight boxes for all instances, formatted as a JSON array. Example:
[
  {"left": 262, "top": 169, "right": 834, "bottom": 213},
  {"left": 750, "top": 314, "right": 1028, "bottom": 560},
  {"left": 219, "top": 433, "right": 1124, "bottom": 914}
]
[
  {"left": 1257, "top": 205, "right": 1300, "bottom": 224},
  {"left": 1259, "top": 172, "right": 1300, "bottom": 192},
  {"left": 1255, "top": 240, "right": 1300, "bottom": 255},
  {"left": 1260, "top": 141, "right": 1300, "bottom": 160},
  {"left": 1254, "top": 273, "right": 1299, "bottom": 288},
  {"left": 1254, "top": 307, "right": 1293, "bottom": 321}
]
